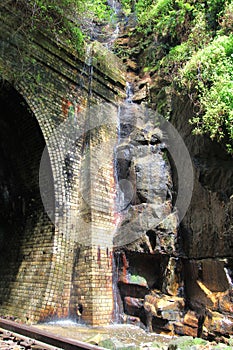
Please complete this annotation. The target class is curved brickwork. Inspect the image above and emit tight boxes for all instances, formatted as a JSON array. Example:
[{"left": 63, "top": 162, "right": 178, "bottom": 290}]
[{"left": 0, "top": 4, "right": 125, "bottom": 325}]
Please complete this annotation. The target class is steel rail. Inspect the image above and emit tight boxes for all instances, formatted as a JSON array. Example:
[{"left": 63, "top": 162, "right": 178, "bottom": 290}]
[
  {"left": 0, "top": 318, "right": 106, "bottom": 350},
  {"left": 0, "top": 327, "right": 62, "bottom": 350}
]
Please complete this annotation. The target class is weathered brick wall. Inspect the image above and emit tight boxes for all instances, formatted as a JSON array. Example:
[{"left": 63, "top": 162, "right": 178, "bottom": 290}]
[
  {"left": 0, "top": 82, "right": 55, "bottom": 323},
  {"left": 0, "top": 4, "right": 125, "bottom": 325}
]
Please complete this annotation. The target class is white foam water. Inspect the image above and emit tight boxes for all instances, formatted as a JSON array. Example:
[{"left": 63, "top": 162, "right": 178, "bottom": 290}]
[{"left": 46, "top": 319, "right": 85, "bottom": 327}]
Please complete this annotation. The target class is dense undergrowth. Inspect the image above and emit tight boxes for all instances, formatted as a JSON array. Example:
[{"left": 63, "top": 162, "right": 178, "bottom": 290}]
[
  {"left": 0, "top": 0, "right": 113, "bottom": 85},
  {"left": 1, "top": 0, "right": 232, "bottom": 153},
  {"left": 2, "top": 0, "right": 112, "bottom": 51},
  {"left": 119, "top": 0, "right": 233, "bottom": 154}
]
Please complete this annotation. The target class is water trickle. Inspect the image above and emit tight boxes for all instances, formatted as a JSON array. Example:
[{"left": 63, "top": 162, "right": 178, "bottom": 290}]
[
  {"left": 107, "top": 0, "right": 121, "bottom": 14},
  {"left": 112, "top": 254, "right": 124, "bottom": 323},
  {"left": 79, "top": 44, "right": 93, "bottom": 98},
  {"left": 126, "top": 82, "right": 134, "bottom": 103},
  {"left": 46, "top": 319, "right": 83, "bottom": 326},
  {"left": 85, "top": 45, "right": 93, "bottom": 98},
  {"left": 224, "top": 267, "right": 233, "bottom": 289},
  {"left": 104, "top": 0, "right": 122, "bottom": 49},
  {"left": 85, "top": 44, "right": 92, "bottom": 67},
  {"left": 114, "top": 81, "right": 137, "bottom": 215}
]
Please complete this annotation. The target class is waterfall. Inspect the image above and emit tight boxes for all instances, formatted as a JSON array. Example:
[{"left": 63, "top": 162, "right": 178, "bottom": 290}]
[
  {"left": 107, "top": 0, "right": 121, "bottom": 13},
  {"left": 104, "top": 0, "right": 122, "bottom": 49},
  {"left": 78, "top": 43, "right": 93, "bottom": 98},
  {"left": 126, "top": 82, "right": 134, "bottom": 103},
  {"left": 224, "top": 267, "right": 233, "bottom": 289},
  {"left": 112, "top": 253, "right": 124, "bottom": 323},
  {"left": 84, "top": 44, "right": 93, "bottom": 99},
  {"left": 112, "top": 81, "right": 138, "bottom": 322}
]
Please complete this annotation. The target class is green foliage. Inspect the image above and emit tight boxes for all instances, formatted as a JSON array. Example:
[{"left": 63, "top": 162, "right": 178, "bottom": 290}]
[
  {"left": 129, "top": 274, "right": 147, "bottom": 285},
  {"left": 84, "top": 0, "right": 112, "bottom": 22},
  {"left": 123, "top": 0, "right": 194, "bottom": 39},
  {"left": 205, "top": 0, "right": 226, "bottom": 31},
  {"left": 120, "top": 0, "right": 133, "bottom": 15},
  {"left": 180, "top": 35, "right": 233, "bottom": 153},
  {"left": 137, "top": 0, "right": 173, "bottom": 24},
  {"left": 99, "top": 338, "right": 140, "bottom": 350},
  {"left": 168, "top": 336, "right": 208, "bottom": 349},
  {"left": 120, "top": 0, "right": 153, "bottom": 15},
  {"left": 123, "top": 0, "right": 232, "bottom": 153},
  {"left": 11, "top": 0, "right": 112, "bottom": 51}
]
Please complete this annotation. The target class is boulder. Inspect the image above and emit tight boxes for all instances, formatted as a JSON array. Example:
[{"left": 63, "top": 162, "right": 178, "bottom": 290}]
[
  {"left": 204, "top": 311, "right": 233, "bottom": 336},
  {"left": 144, "top": 292, "right": 185, "bottom": 332}
]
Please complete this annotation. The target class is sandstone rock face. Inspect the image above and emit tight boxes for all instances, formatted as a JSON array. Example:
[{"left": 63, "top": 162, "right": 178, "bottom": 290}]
[
  {"left": 144, "top": 292, "right": 185, "bottom": 330},
  {"left": 170, "top": 94, "right": 233, "bottom": 339},
  {"left": 114, "top": 103, "right": 177, "bottom": 252},
  {"left": 114, "top": 83, "right": 233, "bottom": 338},
  {"left": 114, "top": 101, "right": 186, "bottom": 334},
  {"left": 143, "top": 87, "right": 233, "bottom": 338}
]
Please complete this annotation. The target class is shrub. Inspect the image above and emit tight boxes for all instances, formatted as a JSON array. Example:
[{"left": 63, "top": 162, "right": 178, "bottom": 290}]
[{"left": 180, "top": 35, "right": 233, "bottom": 153}]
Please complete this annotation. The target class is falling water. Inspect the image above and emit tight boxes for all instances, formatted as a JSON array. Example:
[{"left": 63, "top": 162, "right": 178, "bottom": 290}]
[
  {"left": 112, "top": 254, "right": 124, "bottom": 323},
  {"left": 84, "top": 44, "right": 93, "bottom": 98},
  {"left": 224, "top": 267, "right": 233, "bottom": 289},
  {"left": 107, "top": 0, "right": 121, "bottom": 12},
  {"left": 112, "top": 81, "right": 138, "bottom": 323},
  {"left": 126, "top": 81, "right": 134, "bottom": 103},
  {"left": 79, "top": 44, "right": 93, "bottom": 98},
  {"left": 105, "top": 0, "right": 122, "bottom": 49},
  {"left": 114, "top": 81, "right": 135, "bottom": 214}
]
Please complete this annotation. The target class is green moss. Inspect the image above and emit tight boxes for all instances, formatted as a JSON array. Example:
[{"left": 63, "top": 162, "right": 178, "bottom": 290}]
[
  {"left": 2, "top": 0, "right": 112, "bottom": 53},
  {"left": 180, "top": 35, "right": 233, "bottom": 153},
  {"left": 124, "top": 0, "right": 232, "bottom": 153},
  {"left": 99, "top": 339, "right": 140, "bottom": 350},
  {"left": 168, "top": 336, "right": 208, "bottom": 349},
  {"left": 129, "top": 274, "right": 147, "bottom": 286}
]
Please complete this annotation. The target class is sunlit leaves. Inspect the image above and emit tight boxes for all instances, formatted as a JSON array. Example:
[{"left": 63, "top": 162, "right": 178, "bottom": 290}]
[
  {"left": 14, "top": 0, "right": 112, "bottom": 51},
  {"left": 180, "top": 35, "right": 233, "bottom": 153}
]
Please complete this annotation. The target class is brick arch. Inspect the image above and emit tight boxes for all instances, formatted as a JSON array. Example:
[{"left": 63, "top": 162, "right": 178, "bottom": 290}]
[
  {"left": 0, "top": 80, "right": 72, "bottom": 322},
  {"left": 0, "top": 35, "right": 124, "bottom": 323},
  {"left": 17, "top": 88, "right": 86, "bottom": 321},
  {"left": 0, "top": 78, "right": 91, "bottom": 322}
]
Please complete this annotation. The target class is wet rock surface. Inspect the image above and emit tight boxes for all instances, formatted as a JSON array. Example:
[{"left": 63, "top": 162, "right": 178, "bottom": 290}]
[
  {"left": 35, "top": 323, "right": 233, "bottom": 349},
  {"left": 114, "top": 15, "right": 233, "bottom": 337},
  {"left": 113, "top": 86, "right": 233, "bottom": 339},
  {"left": 167, "top": 94, "right": 233, "bottom": 340},
  {"left": 113, "top": 101, "right": 185, "bottom": 335}
]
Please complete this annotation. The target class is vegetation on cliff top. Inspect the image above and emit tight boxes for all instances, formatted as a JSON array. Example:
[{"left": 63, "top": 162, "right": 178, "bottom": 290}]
[
  {"left": 0, "top": 0, "right": 113, "bottom": 83},
  {"left": 2, "top": 0, "right": 111, "bottom": 50},
  {"left": 2, "top": 0, "right": 232, "bottom": 153},
  {"left": 119, "top": 0, "right": 233, "bottom": 154}
]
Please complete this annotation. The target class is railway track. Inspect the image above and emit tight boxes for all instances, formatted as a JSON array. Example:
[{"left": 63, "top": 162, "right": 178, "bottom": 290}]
[{"left": 0, "top": 319, "right": 106, "bottom": 350}]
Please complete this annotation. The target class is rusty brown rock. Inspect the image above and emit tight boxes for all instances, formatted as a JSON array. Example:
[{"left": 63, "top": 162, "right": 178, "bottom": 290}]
[
  {"left": 144, "top": 292, "right": 185, "bottom": 332},
  {"left": 173, "top": 322, "right": 198, "bottom": 337},
  {"left": 204, "top": 311, "right": 233, "bottom": 336},
  {"left": 183, "top": 310, "right": 199, "bottom": 328}
]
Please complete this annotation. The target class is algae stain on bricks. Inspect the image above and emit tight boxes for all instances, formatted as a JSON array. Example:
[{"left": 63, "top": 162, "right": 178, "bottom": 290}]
[{"left": 0, "top": 7, "right": 126, "bottom": 325}]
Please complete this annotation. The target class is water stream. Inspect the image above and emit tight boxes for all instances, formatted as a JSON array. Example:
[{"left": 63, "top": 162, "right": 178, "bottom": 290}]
[
  {"left": 224, "top": 267, "right": 233, "bottom": 289},
  {"left": 39, "top": 1, "right": 153, "bottom": 344},
  {"left": 112, "top": 82, "right": 139, "bottom": 321}
]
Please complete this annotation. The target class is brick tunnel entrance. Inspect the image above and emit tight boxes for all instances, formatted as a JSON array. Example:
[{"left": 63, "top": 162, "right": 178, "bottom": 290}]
[{"left": 0, "top": 81, "right": 55, "bottom": 321}]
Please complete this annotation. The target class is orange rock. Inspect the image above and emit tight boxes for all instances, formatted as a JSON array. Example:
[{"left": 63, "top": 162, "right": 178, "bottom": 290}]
[
  {"left": 184, "top": 310, "right": 199, "bottom": 328},
  {"left": 218, "top": 290, "right": 233, "bottom": 313},
  {"left": 204, "top": 311, "right": 233, "bottom": 335},
  {"left": 174, "top": 322, "right": 198, "bottom": 337}
]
